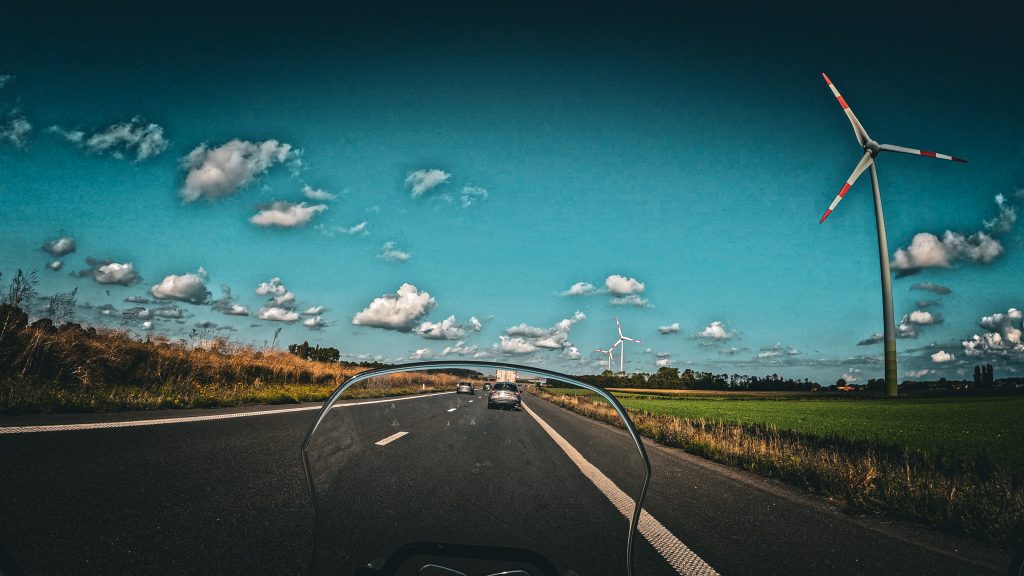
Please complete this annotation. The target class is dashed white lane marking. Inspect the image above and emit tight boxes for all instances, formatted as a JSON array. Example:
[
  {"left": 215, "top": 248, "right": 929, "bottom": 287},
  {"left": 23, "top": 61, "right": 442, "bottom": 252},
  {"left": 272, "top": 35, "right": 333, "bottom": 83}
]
[
  {"left": 522, "top": 402, "right": 719, "bottom": 576},
  {"left": 447, "top": 408, "right": 457, "bottom": 412},
  {"left": 0, "top": 391, "right": 455, "bottom": 435},
  {"left": 374, "top": 431, "right": 409, "bottom": 446}
]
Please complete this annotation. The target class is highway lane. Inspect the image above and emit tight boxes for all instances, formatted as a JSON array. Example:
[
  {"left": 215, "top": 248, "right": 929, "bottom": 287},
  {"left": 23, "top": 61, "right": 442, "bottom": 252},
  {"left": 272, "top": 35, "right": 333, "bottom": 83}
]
[
  {"left": 0, "top": 390, "right": 1012, "bottom": 575},
  {"left": 305, "top": 391, "right": 663, "bottom": 575}
]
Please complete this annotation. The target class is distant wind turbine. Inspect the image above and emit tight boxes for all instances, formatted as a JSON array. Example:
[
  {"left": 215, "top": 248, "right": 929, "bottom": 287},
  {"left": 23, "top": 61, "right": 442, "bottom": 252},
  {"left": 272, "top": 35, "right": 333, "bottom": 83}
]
[
  {"left": 818, "top": 73, "right": 967, "bottom": 397},
  {"left": 614, "top": 318, "right": 642, "bottom": 374},
  {"left": 595, "top": 340, "right": 620, "bottom": 372}
]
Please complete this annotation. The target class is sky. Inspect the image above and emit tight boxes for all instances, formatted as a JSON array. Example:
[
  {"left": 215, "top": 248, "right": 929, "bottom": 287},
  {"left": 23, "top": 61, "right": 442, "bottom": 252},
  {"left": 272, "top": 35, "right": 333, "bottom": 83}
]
[{"left": 1, "top": 1, "right": 1023, "bottom": 383}]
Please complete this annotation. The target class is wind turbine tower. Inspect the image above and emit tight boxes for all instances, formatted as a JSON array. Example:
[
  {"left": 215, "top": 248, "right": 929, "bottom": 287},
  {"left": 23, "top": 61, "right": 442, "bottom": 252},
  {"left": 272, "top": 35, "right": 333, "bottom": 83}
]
[
  {"left": 614, "top": 318, "right": 642, "bottom": 374},
  {"left": 595, "top": 340, "right": 620, "bottom": 372},
  {"left": 818, "top": 73, "right": 966, "bottom": 397}
]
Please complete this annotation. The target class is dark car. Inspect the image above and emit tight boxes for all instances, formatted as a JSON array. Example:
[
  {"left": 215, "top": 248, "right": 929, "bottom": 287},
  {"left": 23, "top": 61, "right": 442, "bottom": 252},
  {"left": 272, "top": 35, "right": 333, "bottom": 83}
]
[
  {"left": 456, "top": 381, "right": 475, "bottom": 395},
  {"left": 487, "top": 382, "right": 521, "bottom": 409}
]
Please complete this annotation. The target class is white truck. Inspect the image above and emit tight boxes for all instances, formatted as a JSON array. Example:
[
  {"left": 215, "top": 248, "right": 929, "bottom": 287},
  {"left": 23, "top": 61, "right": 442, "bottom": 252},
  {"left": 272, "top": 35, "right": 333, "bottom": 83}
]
[{"left": 495, "top": 369, "right": 518, "bottom": 383}]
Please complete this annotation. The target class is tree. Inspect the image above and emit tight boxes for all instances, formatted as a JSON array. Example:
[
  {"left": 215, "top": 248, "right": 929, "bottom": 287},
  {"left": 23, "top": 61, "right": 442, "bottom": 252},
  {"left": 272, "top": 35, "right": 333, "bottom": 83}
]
[{"left": 836, "top": 378, "right": 847, "bottom": 387}]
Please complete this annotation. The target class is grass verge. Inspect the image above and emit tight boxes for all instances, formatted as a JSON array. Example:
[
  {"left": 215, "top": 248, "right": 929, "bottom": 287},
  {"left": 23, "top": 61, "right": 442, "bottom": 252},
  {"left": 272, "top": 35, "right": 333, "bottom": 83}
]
[{"left": 532, "top": 387, "right": 1024, "bottom": 547}]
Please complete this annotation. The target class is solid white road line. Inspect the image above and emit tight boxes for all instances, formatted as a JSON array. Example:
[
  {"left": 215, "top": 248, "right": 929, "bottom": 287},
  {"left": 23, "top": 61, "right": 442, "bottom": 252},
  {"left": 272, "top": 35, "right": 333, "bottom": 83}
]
[
  {"left": 0, "top": 391, "right": 455, "bottom": 435},
  {"left": 522, "top": 402, "right": 719, "bottom": 576},
  {"left": 374, "top": 431, "right": 409, "bottom": 446},
  {"left": 447, "top": 408, "right": 457, "bottom": 412}
]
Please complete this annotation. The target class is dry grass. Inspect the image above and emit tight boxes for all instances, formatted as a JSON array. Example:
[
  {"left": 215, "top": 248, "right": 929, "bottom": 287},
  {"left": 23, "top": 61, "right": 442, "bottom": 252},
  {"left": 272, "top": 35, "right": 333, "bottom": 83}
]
[
  {"left": 0, "top": 318, "right": 460, "bottom": 413},
  {"left": 532, "top": 388, "right": 1024, "bottom": 547}
]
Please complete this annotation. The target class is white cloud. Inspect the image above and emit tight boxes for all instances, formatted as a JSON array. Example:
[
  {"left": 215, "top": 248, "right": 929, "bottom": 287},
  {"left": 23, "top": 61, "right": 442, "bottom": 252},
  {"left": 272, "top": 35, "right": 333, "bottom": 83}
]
[
  {"left": 562, "top": 346, "right": 582, "bottom": 360},
  {"left": 258, "top": 306, "right": 300, "bottom": 322},
  {"left": 605, "top": 275, "right": 645, "bottom": 296},
  {"left": 696, "top": 321, "right": 733, "bottom": 341},
  {"left": 302, "top": 184, "right": 336, "bottom": 201},
  {"left": 931, "top": 350, "right": 955, "bottom": 363},
  {"left": 891, "top": 231, "right": 1002, "bottom": 275},
  {"left": 41, "top": 236, "right": 76, "bottom": 257},
  {"left": 303, "top": 315, "right": 327, "bottom": 329},
  {"left": 906, "top": 310, "right": 943, "bottom": 325},
  {"left": 501, "top": 311, "right": 585, "bottom": 352},
  {"left": 352, "top": 283, "right": 436, "bottom": 331},
  {"left": 441, "top": 341, "right": 479, "bottom": 357},
  {"left": 415, "top": 314, "right": 477, "bottom": 340},
  {"left": 344, "top": 221, "right": 368, "bottom": 235},
  {"left": 271, "top": 291, "right": 296, "bottom": 308},
  {"left": 984, "top": 193, "right": 1017, "bottom": 234},
  {"left": 459, "top": 186, "right": 488, "bottom": 208},
  {"left": 961, "top": 307, "right": 1024, "bottom": 358},
  {"left": 468, "top": 316, "right": 482, "bottom": 332},
  {"left": 560, "top": 282, "right": 596, "bottom": 296},
  {"left": 303, "top": 305, "right": 327, "bottom": 316},
  {"left": 150, "top": 268, "right": 210, "bottom": 304},
  {"left": 906, "top": 369, "right": 931, "bottom": 378},
  {"left": 141, "top": 321, "right": 153, "bottom": 330},
  {"left": 221, "top": 303, "right": 249, "bottom": 316},
  {"left": 316, "top": 221, "right": 370, "bottom": 237},
  {"left": 610, "top": 294, "right": 651, "bottom": 307},
  {"left": 410, "top": 348, "right": 434, "bottom": 360},
  {"left": 179, "top": 139, "right": 295, "bottom": 202},
  {"left": 378, "top": 241, "right": 411, "bottom": 263},
  {"left": 256, "top": 277, "right": 288, "bottom": 297},
  {"left": 493, "top": 336, "right": 539, "bottom": 355},
  {"left": 405, "top": 169, "right": 451, "bottom": 198},
  {"left": 62, "top": 117, "right": 169, "bottom": 162},
  {"left": 891, "top": 196, "right": 1015, "bottom": 276},
  {"left": 658, "top": 323, "right": 681, "bottom": 334},
  {"left": 93, "top": 262, "right": 140, "bottom": 286},
  {"left": 250, "top": 201, "right": 327, "bottom": 227},
  {"left": 841, "top": 371, "right": 860, "bottom": 383},
  {"left": 0, "top": 112, "right": 31, "bottom": 148},
  {"left": 47, "top": 261, "right": 62, "bottom": 271},
  {"left": 0, "top": 75, "right": 12, "bottom": 89}
]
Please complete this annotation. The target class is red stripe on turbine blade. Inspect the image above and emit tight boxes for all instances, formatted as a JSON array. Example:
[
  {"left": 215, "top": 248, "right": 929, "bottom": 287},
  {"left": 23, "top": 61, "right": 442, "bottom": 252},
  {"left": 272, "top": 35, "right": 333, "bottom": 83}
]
[
  {"left": 837, "top": 95, "right": 849, "bottom": 109},
  {"left": 952, "top": 156, "right": 968, "bottom": 163},
  {"left": 822, "top": 73, "right": 833, "bottom": 85},
  {"left": 921, "top": 150, "right": 937, "bottom": 157},
  {"left": 819, "top": 209, "right": 833, "bottom": 224},
  {"left": 837, "top": 182, "right": 852, "bottom": 197}
]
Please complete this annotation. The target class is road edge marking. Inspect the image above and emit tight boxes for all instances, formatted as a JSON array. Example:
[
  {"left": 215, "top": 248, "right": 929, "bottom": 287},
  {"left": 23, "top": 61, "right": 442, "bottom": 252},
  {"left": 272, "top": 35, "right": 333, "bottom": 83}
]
[
  {"left": 0, "top": 391, "right": 454, "bottom": 434},
  {"left": 522, "top": 402, "right": 719, "bottom": 576}
]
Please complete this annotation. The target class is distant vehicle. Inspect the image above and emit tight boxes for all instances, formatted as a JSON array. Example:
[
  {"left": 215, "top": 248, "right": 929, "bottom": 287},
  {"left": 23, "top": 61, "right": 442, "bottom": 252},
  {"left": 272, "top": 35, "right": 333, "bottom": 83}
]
[
  {"left": 495, "top": 369, "right": 518, "bottom": 383},
  {"left": 487, "top": 382, "right": 521, "bottom": 410},
  {"left": 482, "top": 383, "right": 491, "bottom": 391},
  {"left": 456, "top": 382, "right": 475, "bottom": 395}
]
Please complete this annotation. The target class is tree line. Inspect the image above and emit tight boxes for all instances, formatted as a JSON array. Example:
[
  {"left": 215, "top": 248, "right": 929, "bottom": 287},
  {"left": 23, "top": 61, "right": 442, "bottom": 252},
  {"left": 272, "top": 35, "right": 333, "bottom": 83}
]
[{"left": 574, "top": 367, "right": 821, "bottom": 391}]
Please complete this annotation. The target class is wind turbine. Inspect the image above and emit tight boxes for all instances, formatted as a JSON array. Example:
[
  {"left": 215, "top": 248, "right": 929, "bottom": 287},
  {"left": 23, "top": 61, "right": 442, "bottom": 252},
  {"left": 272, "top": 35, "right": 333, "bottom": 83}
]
[
  {"left": 614, "top": 318, "right": 642, "bottom": 374},
  {"left": 595, "top": 340, "right": 620, "bottom": 372},
  {"left": 818, "top": 73, "right": 966, "bottom": 397}
]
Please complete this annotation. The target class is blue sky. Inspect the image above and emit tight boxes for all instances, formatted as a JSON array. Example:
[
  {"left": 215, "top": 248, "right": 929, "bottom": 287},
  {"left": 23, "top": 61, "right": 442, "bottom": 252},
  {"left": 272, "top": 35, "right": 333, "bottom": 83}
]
[{"left": 1, "top": 1, "right": 1022, "bottom": 383}]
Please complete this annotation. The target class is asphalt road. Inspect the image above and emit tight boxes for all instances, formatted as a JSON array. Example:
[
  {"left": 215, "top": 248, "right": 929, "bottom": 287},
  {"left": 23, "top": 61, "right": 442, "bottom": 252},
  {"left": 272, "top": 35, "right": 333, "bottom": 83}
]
[{"left": 0, "top": 391, "right": 1013, "bottom": 575}]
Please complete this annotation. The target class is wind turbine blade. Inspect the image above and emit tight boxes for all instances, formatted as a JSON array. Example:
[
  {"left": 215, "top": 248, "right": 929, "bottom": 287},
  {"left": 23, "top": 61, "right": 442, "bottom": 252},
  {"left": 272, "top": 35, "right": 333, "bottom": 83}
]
[
  {"left": 615, "top": 318, "right": 623, "bottom": 338},
  {"left": 611, "top": 339, "right": 622, "bottom": 350},
  {"left": 822, "top": 73, "right": 870, "bottom": 147},
  {"left": 878, "top": 143, "right": 967, "bottom": 163},
  {"left": 623, "top": 336, "right": 642, "bottom": 344},
  {"left": 819, "top": 151, "right": 874, "bottom": 224}
]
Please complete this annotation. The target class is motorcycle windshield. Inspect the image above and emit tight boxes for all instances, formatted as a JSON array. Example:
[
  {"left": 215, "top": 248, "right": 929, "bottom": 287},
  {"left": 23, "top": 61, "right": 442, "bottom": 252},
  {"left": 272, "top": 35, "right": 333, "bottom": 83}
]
[{"left": 303, "top": 362, "right": 651, "bottom": 576}]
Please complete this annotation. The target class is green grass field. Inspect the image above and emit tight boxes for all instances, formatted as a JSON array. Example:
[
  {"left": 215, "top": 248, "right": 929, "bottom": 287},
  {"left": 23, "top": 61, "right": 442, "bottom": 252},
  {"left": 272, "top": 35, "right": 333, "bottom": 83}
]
[{"left": 545, "top": 388, "right": 1024, "bottom": 471}]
